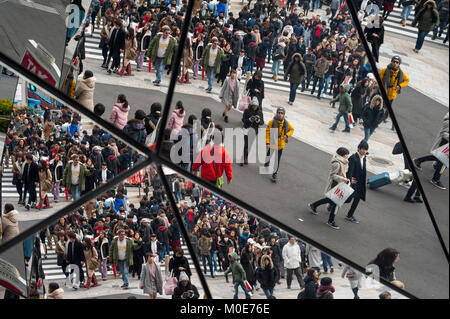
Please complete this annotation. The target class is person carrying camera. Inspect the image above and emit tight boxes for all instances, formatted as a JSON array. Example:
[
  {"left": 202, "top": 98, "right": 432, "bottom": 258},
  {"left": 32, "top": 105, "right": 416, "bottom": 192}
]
[{"left": 241, "top": 97, "right": 264, "bottom": 166}]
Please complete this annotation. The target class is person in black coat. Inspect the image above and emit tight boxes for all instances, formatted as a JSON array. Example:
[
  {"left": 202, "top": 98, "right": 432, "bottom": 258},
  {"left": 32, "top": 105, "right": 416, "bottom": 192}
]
[
  {"left": 144, "top": 233, "right": 162, "bottom": 257},
  {"left": 22, "top": 153, "right": 39, "bottom": 209},
  {"left": 299, "top": 268, "right": 319, "bottom": 299},
  {"left": 256, "top": 254, "right": 278, "bottom": 298},
  {"left": 344, "top": 140, "right": 369, "bottom": 223},
  {"left": 106, "top": 19, "right": 126, "bottom": 73},
  {"left": 364, "top": 17, "right": 385, "bottom": 63},
  {"left": 362, "top": 94, "right": 385, "bottom": 142},
  {"left": 245, "top": 70, "right": 265, "bottom": 120},
  {"left": 169, "top": 247, "right": 192, "bottom": 281},
  {"left": 351, "top": 78, "right": 370, "bottom": 124},
  {"left": 66, "top": 232, "right": 85, "bottom": 284},
  {"left": 240, "top": 243, "right": 256, "bottom": 289},
  {"left": 368, "top": 248, "right": 400, "bottom": 283},
  {"left": 241, "top": 99, "right": 264, "bottom": 165}
]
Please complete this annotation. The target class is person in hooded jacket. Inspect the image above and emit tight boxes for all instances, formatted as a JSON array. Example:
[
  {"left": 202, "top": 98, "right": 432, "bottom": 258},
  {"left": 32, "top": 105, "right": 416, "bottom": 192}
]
[
  {"left": 412, "top": 0, "right": 440, "bottom": 52},
  {"left": 241, "top": 98, "right": 264, "bottom": 166},
  {"left": 351, "top": 78, "right": 370, "bottom": 125},
  {"left": 264, "top": 107, "right": 294, "bottom": 182},
  {"left": 172, "top": 271, "right": 200, "bottom": 299},
  {"left": 1, "top": 204, "right": 19, "bottom": 244},
  {"left": 169, "top": 247, "right": 192, "bottom": 281},
  {"left": 224, "top": 252, "right": 251, "bottom": 299},
  {"left": 74, "top": 70, "right": 96, "bottom": 112},
  {"left": 298, "top": 268, "right": 319, "bottom": 299},
  {"left": 123, "top": 109, "right": 148, "bottom": 144},
  {"left": 240, "top": 243, "right": 256, "bottom": 290},
  {"left": 284, "top": 53, "right": 307, "bottom": 105},
  {"left": 317, "top": 277, "right": 335, "bottom": 299},
  {"left": 256, "top": 254, "right": 277, "bottom": 298},
  {"left": 245, "top": 70, "right": 265, "bottom": 119},
  {"left": 145, "top": 102, "right": 162, "bottom": 136},
  {"left": 308, "top": 147, "right": 350, "bottom": 230},
  {"left": 109, "top": 94, "right": 131, "bottom": 130},
  {"left": 47, "top": 282, "right": 64, "bottom": 299},
  {"left": 362, "top": 94, "right": 384, "bottom": 141},
  {"left": 168, "top": 101, "right": 186, "bottom": 141},
  {"left": 329, "top": 84, "right": 353, "bottom": 132}
]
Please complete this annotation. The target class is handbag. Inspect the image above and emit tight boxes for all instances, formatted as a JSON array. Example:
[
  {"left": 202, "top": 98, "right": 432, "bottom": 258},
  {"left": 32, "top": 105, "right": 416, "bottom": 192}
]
[
  {"left": 42, "top": 179, "right": 53, "bottom": 193},
  {"left": 126, "top": 48, "right": 137, "bottom": 60},
  {"left": 212, "top": 147, "right": 224, "bottom": 189},
  {"left": 164, "top": 271, "right": 178, "bottom": 295},
  {"left": 89, "top": 257, "right": 99, "bottom": 270},
  {"left": 244, "top": 280, "right": 252, "bottom": 291},
  {"left": 431, "top": 143, "right": 449, "bottom": 168},
  {"left": 238, "top": 91, "right": 251, "bottom": 111}
]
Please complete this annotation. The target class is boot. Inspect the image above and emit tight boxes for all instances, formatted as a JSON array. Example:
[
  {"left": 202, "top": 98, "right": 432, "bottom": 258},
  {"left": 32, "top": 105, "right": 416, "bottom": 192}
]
[
  {"left": 401, "top": 20, "right": 407, "bottom": 27},
  {"left": 125, "top": 63, "right": 132, "bottom": 76},
  {"left": 274, "top": 75, "right": 278, "bottom": 82},
  {"left": 179, "top": 73, "right": 185, "bottom": 83},
  {"left": 185, "top": 72, "right": 191, "bottom": 84},
  {"left": 44, "top": 196, "right": 50, "bottom": 209},
  {"left": 117, "top": 65, "right": 126, "bottom": 76},
  {"left": 36, "top": 199, "right": 44, "bottom": 210}
]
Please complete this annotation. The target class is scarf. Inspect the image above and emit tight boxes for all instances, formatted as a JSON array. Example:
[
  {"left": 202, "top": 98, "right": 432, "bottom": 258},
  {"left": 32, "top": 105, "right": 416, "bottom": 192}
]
[
  {"left": 272, "top": 116, "right": 289, "bottom": 138},
  {"left": 384, "top": 64, "right": 403, "bottom": 89}
]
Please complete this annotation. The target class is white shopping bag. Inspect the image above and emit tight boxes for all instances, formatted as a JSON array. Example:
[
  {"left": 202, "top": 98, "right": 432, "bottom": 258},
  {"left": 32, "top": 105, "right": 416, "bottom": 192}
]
[
  {"left": 325, "top": 182, "right": 355, "bottom": 207},
  {"left": 431, "top": 143, "right": 449, "bottom": 168}
]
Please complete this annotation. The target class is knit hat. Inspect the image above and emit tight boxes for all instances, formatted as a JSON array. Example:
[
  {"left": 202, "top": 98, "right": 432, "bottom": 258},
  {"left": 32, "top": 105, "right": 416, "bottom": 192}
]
[
  {"left": 276, "top": 107, "right": 286, "bottom": 114},
  {"left": 391, "top": 55, "right": 402, "bottom": 64},
  {"left": 179, "top": 271, "right": 189, "bottom": 282}
]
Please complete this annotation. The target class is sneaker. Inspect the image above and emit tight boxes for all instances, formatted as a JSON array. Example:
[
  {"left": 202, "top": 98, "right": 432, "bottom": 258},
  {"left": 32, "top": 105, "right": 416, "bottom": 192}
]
[
  {"left": 403, "top": 197, "right": 416, "bottom": 203},
  {"left": 329, "top": 126, "right": 336, "bottom": 131},
  {"left": 26, "top": 204, "right": 30, "bottom": 211},
  {"left": 413, "top": 159, "right": 422, "bottom": 171},
  {"left": 154, "top": 82, "right": 160, "bottom": 86},
  {"left": 341, "top": 129, "right": 351, "bottom": 133},
  {"left": 271, "top": 173, "right": 277, "bottom": 183},
  {"left": 327, "top": 221, "right": 340, "bottom": 230},
  {"left": 430, "top": 179, "right": 447, "bottom": 190},
  {"left": 121, "top": 284, "right": 129, "bottom": 289},
  {"left": 330, "top": 267, "right": 334, "bottom": 273},
  {"left": 345, "top": 216, "right": 359, "bottom": 224},
  {"left": 308, "top": 203, "right": 318, "bottom": 215}
]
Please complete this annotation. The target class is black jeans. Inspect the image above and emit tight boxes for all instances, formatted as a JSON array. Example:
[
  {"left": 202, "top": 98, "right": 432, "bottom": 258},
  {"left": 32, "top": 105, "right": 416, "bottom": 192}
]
[
  {"left": 415, "top": 139, "right": 447, "bottom": 181},
  {"left": 264, "top": 148, "right": 283, "bottom": 175},
  {"left": 346, "top": 194, "right": 361, "bottom": 218},
  {"left": 286, "top": 267, "right": 304, "bottom": 288},
  {"left": 243, "top": 130, "right": 258, "bottom": 160},
  {"left": 311, "top": 197, "right": 337, "bottom": 223},
  {"left": 405, "top": 180, "right": 421, "bottom": 199},
  {"left": 24, "top": 183, "right": 37, "bottom": 204}
]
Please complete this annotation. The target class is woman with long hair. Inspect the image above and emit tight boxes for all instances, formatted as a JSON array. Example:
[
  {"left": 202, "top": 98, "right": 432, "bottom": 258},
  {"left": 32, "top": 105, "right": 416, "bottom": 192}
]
[
  {"left": 37, "top": 160, "right": 52, "bottom": 210},
  {"left": 82, "top": 237, "right": 99, "bottom": 288},
  {"left": 118, "top": 27, "right": 137, "bottom": 76},
  {"left": 179, "top": 38, "right": 194, "bottom": 84},
  {"left": 140, "top": 253, "right": 163, "bottom": 299},
  {"left": 219, "top": 69, "right": 240, "bottom": 123},
  {"left": 49, "top": 153, "right": 64, "bottom": 203},
  {"left": 12, "top": 152, "right": 25, "bottom": 205}
]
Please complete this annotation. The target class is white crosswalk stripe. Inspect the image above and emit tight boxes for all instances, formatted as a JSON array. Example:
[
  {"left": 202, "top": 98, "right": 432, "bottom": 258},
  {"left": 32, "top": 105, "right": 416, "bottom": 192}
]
[
  {"left": 1, "top": 159, "right": 65, "bottom": 199},
  {"left": 84, "top": 24, "right": 334, "bottom": 99},
  {"left": 367, "top": 6, "right": 448, "bottom": 46}
]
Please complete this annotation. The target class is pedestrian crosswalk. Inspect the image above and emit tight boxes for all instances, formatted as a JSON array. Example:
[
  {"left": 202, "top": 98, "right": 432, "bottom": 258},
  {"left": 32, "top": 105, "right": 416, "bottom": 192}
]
[
  {"left": 84, "top": 24, "right": 334, "bottom": 99},
  {"left": 1, "top": 159, "right": 65, "bottom": 200},
  {"left": 366, "top": 5, "right": 448, "bottom": 46},
  {"left": 41, "top": 238, "right": 224, "bottom": 282}
]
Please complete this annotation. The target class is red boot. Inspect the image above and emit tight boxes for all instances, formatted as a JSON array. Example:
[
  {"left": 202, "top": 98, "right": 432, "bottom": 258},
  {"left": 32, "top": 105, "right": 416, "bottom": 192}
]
[
  {"left": 117, "top": 65, "right": 126, "bottom": 76},
  {"left": 178, "top": 73, "right": 185, "bottom": 83},
  {"left": 36, "top": 199, "right": 44, "bottom": 210},
  {"left": 185, "top": 72, "right": 191, "bottom": 84},
  {"left": 125, "top": 63, "right": 132, "bottom": 76},
  {"left": 44, "top": 196, "right": 50, "bottom": 209}
]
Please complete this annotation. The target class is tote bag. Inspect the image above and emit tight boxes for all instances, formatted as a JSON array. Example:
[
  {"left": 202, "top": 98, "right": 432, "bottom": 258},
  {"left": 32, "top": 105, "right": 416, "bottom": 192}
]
[
  {"left": 431, "top": 143, "right": 449, "bottom": 168},
  {"left": 325, "top": 182, "right": 354, "bottom": 207},
  {"left": 164, "top": 271, "right": 178, "bottom": 295}
]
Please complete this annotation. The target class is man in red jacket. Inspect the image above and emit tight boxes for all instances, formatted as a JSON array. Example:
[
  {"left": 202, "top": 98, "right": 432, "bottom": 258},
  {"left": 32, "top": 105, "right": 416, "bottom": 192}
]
[{"left": 192, "top": 128, "right": 232, "bottom": 188}]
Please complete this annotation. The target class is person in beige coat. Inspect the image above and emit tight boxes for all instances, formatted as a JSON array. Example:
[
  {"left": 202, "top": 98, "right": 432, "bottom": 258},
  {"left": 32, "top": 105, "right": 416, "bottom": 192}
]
[
  {"left": 47, "top": 283, "right": 64, "bottom": 299},
  {"left": 1, "top": 204, "right": 19, "bottom": 244},
  {"left": 82, "top": 237, "right": 99, "bottom": 288},
  {"left": 74, "top": 70, "right": 96, "bottom": 112},
  {"left": 118, "top": 27, "right": 138, "bottom": 76},
  {"left": 308, "top": 147, "right": 350, "bottom": 230},
  {"left": 37, "top": 160, "right": 52, "bottom": 210},
  {"left": 414, "top": 112, "right": 449, "bottom": 190}
]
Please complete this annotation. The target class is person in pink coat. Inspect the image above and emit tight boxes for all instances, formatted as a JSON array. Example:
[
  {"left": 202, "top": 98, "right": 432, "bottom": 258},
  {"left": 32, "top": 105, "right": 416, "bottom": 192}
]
[
  {"left": 109, "top": 94, "right": 130, "bottom": 130},
  {"left": 168, "top": 101, "right": 186, "bottom": 140}
]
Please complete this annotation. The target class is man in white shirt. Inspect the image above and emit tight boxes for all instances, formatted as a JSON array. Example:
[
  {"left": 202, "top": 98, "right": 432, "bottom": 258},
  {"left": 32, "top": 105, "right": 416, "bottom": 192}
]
[
  {"left": 200, "top": 36, "right": 224, "bottom": 92},
  {"left": 282, "top": 236, "right": 305, "bottom": 289}
]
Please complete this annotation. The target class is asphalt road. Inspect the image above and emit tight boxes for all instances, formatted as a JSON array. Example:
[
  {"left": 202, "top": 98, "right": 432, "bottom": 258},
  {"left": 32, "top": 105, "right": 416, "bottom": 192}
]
[
  {"left": 0, "top": 0, "right": 67, "bottom": 80},
  {"left": 89, "top": 82, "right": 448, "bottom": 299}
]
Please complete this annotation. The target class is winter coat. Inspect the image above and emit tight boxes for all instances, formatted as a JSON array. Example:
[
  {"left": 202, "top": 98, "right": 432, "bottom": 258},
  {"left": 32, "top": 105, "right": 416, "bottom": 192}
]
[
  {"left": 255, "top": 255, "right": 277, "bottom": 289},
  {"left": 83, "top": 247, "right": 98, "bottom": 277},
  {"left": 330, "top": 84, "right": 353, "bottom": 113},
  {"left": 219, "top": 77, "right": 240, "bottom": 108},
  {"left": 74, "top": 77, "right": 96, "bottom": 112},
  {"left": 362, "top": 95, "right": 384, "bottom": 129},
  {"left": 198, "top": 237, "right": 212, "bottom": 256},
  {"left": 47, "top": 288, "right": 64, "bottom": 299},
  {"left": 240, "top": 248, "right": 256, "bottom": 284},
  {"left": 192, "top": 144, "right": 233, "bottom": 182},
  {"left": 437, "top": 0, "right": 449, "bottom": 23},
  {"left": 172, "top": 283, "right": 200, "bottom": 299},
  {"left": 109, "top": 237, "right": 136, "bottom": 267},
  {"left": 431, "top": 112, "right": 449, "bottom": 152},
  {"left": 412, "top": 0, "right": 440, "bottom": 31},
  {"left": 1, "top": 210, "right": 19, "bottom": 243},
  {"left": 224, "top": 252, "right": 247, "bottom": 283},
  {"left": 246, "top": 77, "right": 265, "bottom": 101},
  {"left": 242, "top": 106, "right": 264, "bottom": 130},
  {"left": 147, "top": 33, "right": 178, "bottom": 65},
  {"left": 22, "top": 161, "right": 39, "bottom": 186},
  {"left": 317, "top": 285, "right": 335, "bottom": 299},
  {"left": 140, "top": 262, "right": 163, "bottom": 295},
  {"left": 137, "top": 28, "right": 152, "bottom": 52},
  {"left": 62, "top": 161, "right": 93, "bottom": 192},
  {"left": 302, "top": 275, "right": 319, "bottom": 299},
  {"left": 325, "top": 154, "right": 349, "bottom": 195},
  {"left": 284, "top": 54, "right": 307, "bottom": 84},
  {"left": 200, "top": 44, "right": 225, "bottom": 75},
  {"left": 168, "top": 109, "right": 186, "bottom": 140},
  {"left": 379, "top": 67, "right": 410, "bottom": 101},
  {"left": 341, "top": 266, "right": 363, "bottom": 289},
  {"left": 351, "top": 79, "right": 369, "bottom": 117},
  {"left": 265, "top": 118, "right": 294, "bottom": 150},
  {"left": 123, "top": 119, "right": 147, "bottom": 144},
  {"left": 66, "top": 240, "right": 85, "bottom": 265},
  {"left": 43, "top": 121, "right": 54, "bottom": 141},
  {"left": 346, "top": 152, "right": 367, "bottom": 201},
  {"left": 169, "top": 256, "right": 192, "bottom": 280},
  {"left": 313, "top": 58, "right": 330, "bottom": 78},
  {"left": 346, "top": 37, "right": 359, "bottom": 52},
  {"left": 109, "top": 102, "right": 130, "bottom": 130},
  {"left": 306, "top": 244, "right": 322, "bottom": 268},
  {"left": 282, "top": 242, "right": 302, "bottom": 269}
]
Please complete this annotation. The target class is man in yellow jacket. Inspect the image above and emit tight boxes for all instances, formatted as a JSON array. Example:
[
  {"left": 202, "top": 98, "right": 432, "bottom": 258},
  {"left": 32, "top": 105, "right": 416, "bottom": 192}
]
[
  {"left": 379, "top": 56, "right": 410, "bottom": 130},
  {"left": 264, "top": 107, "right": 294, "bottom": 183}
]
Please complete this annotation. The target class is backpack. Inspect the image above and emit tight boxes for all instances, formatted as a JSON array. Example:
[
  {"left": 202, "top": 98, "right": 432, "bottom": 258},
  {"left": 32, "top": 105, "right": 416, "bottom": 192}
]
[{"left": 273, "top": 45, "right": 285, "bottom": 60}]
